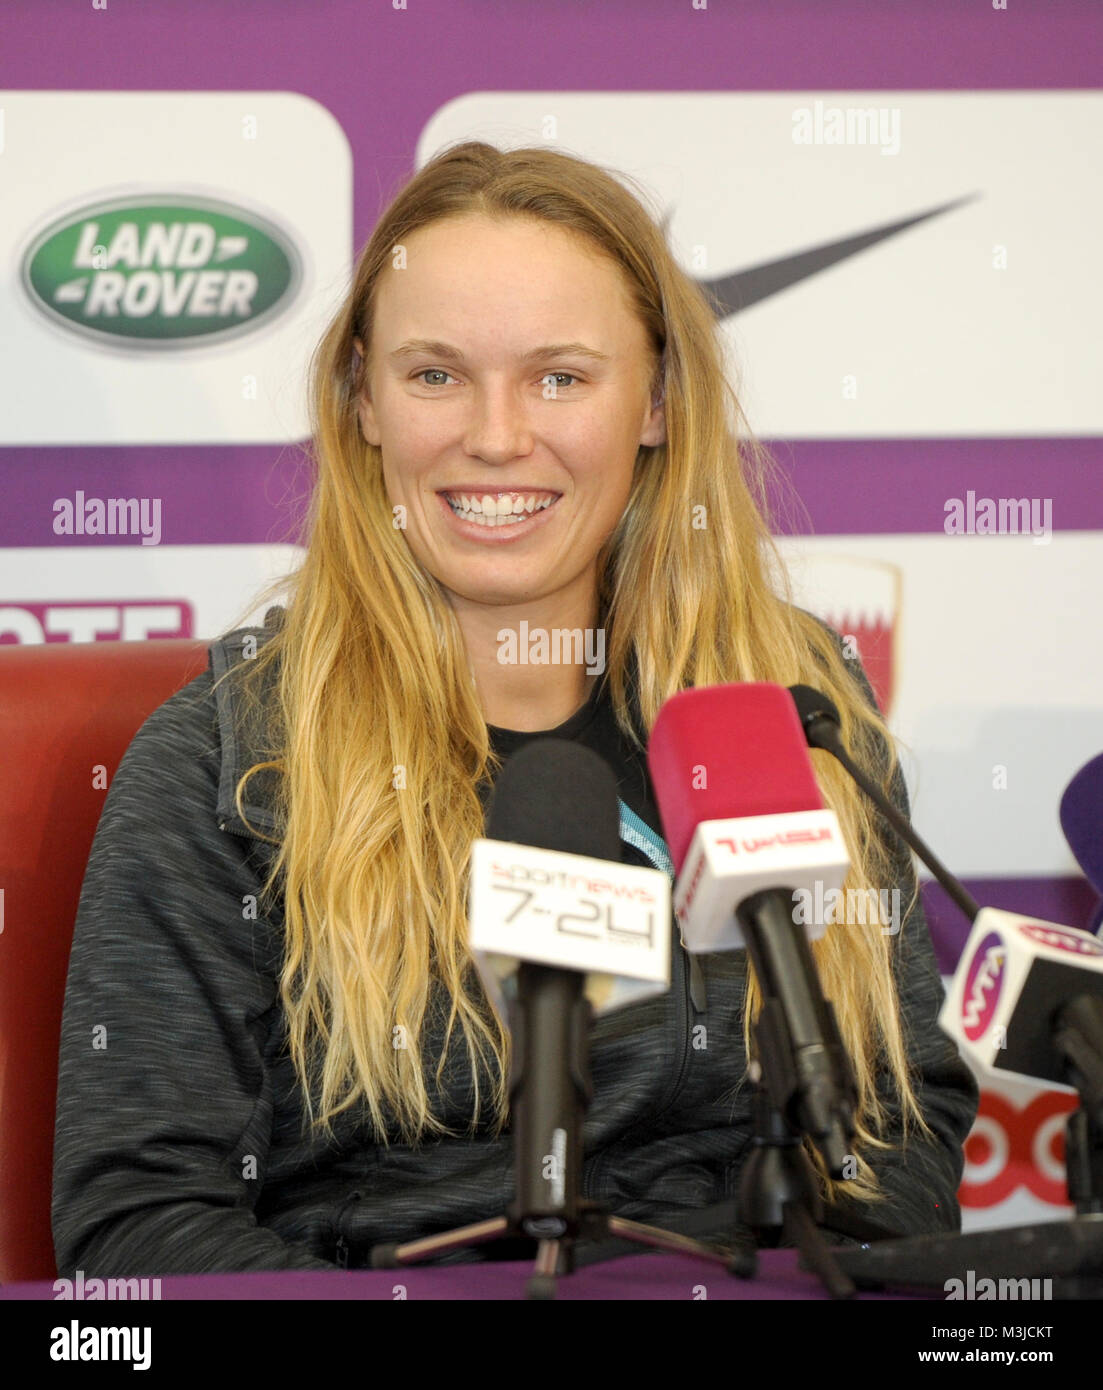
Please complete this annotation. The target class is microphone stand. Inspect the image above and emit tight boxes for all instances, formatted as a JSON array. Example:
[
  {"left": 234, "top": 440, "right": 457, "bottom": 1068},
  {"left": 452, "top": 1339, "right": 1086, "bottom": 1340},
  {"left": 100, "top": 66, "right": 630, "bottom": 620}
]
[
  {"left": 367, "top": 961, "right": 753, "bottom": 1299},
  {"left": 734, "top": 887, "right": 866, "bottom": 1298},
  {"left": 791, "top": 692, "right": 981, "bottom": 923},
  {"left": 791, "top": 688, "right": 1103, "bottom": 1293},
  {"left": 832, "top": 994, "right": 1103, "bottom": 1297},
  {"left": 1056, "top": 996, "right": 1103, "bottom": 1217}
]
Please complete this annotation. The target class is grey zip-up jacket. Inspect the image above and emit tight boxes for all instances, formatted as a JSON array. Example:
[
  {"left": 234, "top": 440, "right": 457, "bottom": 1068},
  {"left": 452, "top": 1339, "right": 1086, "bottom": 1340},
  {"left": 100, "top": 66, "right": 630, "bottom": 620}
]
[{"left": 52, "top": 616, "right": 979, "bottom": 1276}]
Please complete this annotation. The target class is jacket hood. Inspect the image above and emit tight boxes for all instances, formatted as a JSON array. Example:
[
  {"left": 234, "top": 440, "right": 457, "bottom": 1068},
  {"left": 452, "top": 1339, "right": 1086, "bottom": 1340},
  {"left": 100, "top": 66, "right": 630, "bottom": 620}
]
[{"left": 209, "top": 606, "right": 287, "bottom": 842}]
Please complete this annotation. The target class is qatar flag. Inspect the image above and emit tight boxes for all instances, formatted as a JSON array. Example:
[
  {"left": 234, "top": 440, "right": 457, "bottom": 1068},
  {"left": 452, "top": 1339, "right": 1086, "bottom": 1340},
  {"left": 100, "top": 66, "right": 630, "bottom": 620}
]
[{"left": 784, "top": 553, "right": 901, "bottom": 717}]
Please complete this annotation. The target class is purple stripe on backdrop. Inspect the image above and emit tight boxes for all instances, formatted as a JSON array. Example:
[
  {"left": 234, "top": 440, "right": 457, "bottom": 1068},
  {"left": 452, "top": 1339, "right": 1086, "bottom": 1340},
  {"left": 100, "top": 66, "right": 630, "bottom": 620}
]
[
  {"left": 765, "top": 438, "right": 1103, "bottom": 537},
  {"left": 0, "top": 438, "right": 1100, "bottom": 547},
  {"left": 923, "top": 876, "right": 1101, "bottom": 976},
  {"left": 4, "top": 2, "right": 1102, "bottom": 133},
  {"left": 0, "top": 447, "right": 314, "bottom": 549}
]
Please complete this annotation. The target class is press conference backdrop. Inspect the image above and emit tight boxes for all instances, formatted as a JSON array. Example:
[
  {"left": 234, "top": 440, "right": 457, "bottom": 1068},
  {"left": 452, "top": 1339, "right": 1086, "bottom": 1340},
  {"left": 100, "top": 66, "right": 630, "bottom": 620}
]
[{"left": 1, "top": 1, "right": 1099, "bottom": 1235}]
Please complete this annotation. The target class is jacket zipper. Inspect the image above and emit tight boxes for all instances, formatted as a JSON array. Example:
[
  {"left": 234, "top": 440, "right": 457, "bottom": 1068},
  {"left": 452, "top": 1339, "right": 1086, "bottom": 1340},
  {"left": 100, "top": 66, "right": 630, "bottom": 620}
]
[
  {"left": 218, "top": 818, "right": 250, "bottom": 839},
  {"left": 331, "top": 1188, "right": 364, "bottom": 1269},
  {"left": 658, "top": 936, "right": 693, "bottom": 1114},
  {"left": 584, "top": 933, "right": 695, "bottom": 1200}
]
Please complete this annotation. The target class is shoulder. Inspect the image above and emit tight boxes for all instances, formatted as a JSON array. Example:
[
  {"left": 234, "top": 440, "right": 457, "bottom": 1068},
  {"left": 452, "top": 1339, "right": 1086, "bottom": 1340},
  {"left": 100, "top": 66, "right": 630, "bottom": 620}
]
[
  {"left": 110, "top": 606, "right": 287, "bottom": 826},
  {"left": 208, "top": 604, "right": 286, "bottom": 688}
]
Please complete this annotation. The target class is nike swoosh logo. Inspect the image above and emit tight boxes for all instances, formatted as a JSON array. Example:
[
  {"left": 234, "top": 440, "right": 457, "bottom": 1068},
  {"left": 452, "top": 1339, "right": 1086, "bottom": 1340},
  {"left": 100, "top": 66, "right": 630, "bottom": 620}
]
[{"left": 668, "top": 193, "right": 980, "bottom": 316}]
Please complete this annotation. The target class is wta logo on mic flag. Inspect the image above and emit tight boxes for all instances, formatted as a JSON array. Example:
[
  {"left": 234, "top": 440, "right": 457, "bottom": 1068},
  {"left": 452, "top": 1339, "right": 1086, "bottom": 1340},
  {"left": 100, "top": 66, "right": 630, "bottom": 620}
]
[{"left": 961, "top": 933, "right": 1007, "bottom": 1042}]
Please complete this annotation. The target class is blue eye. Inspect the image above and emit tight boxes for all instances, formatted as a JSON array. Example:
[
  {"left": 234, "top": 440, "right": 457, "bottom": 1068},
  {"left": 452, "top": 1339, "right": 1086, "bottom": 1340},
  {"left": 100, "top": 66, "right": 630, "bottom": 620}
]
[{"left": 412, "top": 369, "right": 579, "bottom": 390}]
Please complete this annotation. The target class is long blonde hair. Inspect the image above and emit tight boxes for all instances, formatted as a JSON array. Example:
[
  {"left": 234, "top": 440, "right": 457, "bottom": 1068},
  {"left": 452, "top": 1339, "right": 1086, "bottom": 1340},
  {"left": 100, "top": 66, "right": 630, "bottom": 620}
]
[{"left": 219, "top": 140, "right": 929, "bottom": 1205}]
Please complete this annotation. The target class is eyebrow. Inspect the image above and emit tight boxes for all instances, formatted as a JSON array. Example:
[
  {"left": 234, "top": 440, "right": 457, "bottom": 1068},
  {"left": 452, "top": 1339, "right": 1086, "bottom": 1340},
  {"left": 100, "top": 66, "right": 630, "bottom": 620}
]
[{"left": 387, "top": 338, "right": 612, "bottom": 364}]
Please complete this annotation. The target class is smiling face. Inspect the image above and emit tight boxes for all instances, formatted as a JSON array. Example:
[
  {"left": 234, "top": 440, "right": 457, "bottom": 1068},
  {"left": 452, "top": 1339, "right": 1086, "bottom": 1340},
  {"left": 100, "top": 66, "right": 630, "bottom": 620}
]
[{"left": 355, "top": 214, "right": 665, "bottom": 619}]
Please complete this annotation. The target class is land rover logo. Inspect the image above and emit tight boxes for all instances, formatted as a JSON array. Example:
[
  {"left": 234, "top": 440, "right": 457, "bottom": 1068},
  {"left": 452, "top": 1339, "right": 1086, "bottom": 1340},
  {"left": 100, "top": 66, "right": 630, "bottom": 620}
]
[{"left": 21, "top": 195, "right": 302, "bottom": 348}]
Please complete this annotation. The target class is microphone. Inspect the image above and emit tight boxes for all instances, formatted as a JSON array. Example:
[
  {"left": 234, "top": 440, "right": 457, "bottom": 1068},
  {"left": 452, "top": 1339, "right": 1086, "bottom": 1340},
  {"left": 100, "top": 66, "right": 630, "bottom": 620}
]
[
  {"left": 837, "top": 906, "right": 1103, "bottom": 1280},
  {"left": 785, "top": 685, "right": 1103, "bottom": 1105},
  {"left": 1060, "top": 751, "right": 1103, "bottom": 933},
  {"left": 647, "top": 684, "right": 849, "bottom": 950},
  {"left": 646, "top": 682, "right": 856, "bottom": 1175},
  {"left": 468, "top": 740, "right": 671, "bottom": 1235},
  {"left": 834, "top": 907, "right": 1103, "bottom": 1283},
  {"left": 940, "top": 910, "right": 1103, "bottom": 1090},
  {"left": 469, "top": 742, "right": 671, "bottom": 1016},
  {"left": 787, "top": 683, "right": 980, "bottom": 924}
]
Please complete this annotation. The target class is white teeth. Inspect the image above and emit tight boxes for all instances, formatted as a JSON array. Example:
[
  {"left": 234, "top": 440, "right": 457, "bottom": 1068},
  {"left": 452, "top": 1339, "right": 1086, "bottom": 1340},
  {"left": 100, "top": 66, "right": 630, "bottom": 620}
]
[{"left": 444, "top": 492, "right": 557, "bottom": 526}]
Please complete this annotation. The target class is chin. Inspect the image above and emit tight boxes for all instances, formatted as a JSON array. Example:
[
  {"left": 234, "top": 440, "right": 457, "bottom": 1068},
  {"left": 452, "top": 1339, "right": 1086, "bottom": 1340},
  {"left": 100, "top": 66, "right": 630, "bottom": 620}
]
[{"left": 451, "top": 584, "right": 537, "bottom": 607}]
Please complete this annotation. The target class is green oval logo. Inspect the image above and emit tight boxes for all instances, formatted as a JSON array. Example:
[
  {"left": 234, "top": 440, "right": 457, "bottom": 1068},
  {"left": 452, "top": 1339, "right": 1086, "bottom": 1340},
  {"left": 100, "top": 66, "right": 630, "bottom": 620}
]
[{"left": 21, "top": 195, "right": 302, "bottom": 348}]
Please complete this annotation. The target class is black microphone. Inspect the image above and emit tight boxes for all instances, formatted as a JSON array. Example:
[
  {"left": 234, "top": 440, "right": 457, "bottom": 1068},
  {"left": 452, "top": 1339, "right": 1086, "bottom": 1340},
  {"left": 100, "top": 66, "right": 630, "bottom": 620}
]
[
  {"left": 1060, "top": 751, "right": 1103, "bottom": 933},
  {"left": 484, "top": 740, "right": 621, "bottom": 1239},
  {"left": 788, "top": 683, "right": 980, "bottom": 923}
]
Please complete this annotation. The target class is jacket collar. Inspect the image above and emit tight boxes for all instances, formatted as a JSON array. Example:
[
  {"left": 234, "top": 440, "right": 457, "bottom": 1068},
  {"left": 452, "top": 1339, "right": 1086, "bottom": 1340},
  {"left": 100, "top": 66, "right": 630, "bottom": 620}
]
[{"left": 207, "top": 608, "right": 651, "bottom": 846}]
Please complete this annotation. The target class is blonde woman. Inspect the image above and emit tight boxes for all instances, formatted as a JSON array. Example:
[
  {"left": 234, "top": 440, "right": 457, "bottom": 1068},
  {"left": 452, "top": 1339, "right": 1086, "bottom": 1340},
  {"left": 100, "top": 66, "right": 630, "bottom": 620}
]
[{"left": 53, "top": 142, "right": 978, "bottom": 1275}]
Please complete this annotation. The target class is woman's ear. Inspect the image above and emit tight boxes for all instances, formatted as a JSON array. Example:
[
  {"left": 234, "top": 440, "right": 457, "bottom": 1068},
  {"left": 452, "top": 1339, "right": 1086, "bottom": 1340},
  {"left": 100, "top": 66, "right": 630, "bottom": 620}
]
[
  {"left": 352, "top": 336, "right": 381, "bottom": 446},
  {"left": 641, "top": 383, "right": 666, "bottom": 448},
  {"left": 639, "top": 349, "right": 667, "bottom": 447}
]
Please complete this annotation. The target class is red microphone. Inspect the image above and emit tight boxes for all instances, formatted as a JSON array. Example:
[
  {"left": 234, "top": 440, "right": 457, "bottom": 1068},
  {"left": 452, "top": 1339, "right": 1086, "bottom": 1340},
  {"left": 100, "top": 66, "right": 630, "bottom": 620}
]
[
  {"left": 647, "top": 682, "right": 858, "bottom": 1173},
  {"left": 647, "top": 683, "right": 849, "bottom": 951}
]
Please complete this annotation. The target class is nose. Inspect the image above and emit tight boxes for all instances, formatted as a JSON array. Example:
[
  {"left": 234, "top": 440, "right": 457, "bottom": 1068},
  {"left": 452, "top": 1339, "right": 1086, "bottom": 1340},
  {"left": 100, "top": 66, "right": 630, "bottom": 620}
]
[{"left": 461, "top": 380, "right": 535, "bottom": 465}]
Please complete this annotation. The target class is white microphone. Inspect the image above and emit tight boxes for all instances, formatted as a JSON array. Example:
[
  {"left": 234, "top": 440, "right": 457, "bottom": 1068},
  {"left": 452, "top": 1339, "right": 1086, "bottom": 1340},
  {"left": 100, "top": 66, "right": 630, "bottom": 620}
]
[
  {"left": 468, "top": 744, "right": 671, "bottom": 1016},
  {"left": 940, "top": 908, "right": 1103, "bottom": 1089}
]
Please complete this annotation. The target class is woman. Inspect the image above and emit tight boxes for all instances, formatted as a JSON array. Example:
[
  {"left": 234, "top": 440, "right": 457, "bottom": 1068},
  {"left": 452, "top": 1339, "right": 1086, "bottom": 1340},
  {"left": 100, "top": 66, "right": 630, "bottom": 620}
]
[{"left": 52, "top": 141, "right": 978, "bottom": 1276}]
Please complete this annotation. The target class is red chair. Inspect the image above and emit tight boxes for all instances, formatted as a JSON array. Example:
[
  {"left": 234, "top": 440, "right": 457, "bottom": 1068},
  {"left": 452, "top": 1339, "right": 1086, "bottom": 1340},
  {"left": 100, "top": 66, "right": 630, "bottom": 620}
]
[{"left": 0, "top": 639, "right": 209, "bottom": 1283}]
